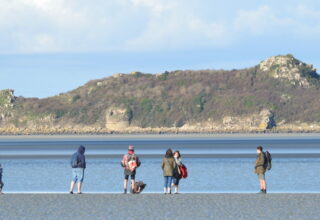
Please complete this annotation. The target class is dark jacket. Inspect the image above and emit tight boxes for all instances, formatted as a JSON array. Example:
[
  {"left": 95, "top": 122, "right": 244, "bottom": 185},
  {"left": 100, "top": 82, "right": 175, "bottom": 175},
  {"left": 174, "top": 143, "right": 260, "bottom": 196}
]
[
  {"left": 72, "top": 146, "right": 86, "bottom": 169},
  {"left": 161, "top": 156, "right": 176, "bottom": 176},
  {"left": 255, "top": 152, "right": 266, "bottom": 174}
]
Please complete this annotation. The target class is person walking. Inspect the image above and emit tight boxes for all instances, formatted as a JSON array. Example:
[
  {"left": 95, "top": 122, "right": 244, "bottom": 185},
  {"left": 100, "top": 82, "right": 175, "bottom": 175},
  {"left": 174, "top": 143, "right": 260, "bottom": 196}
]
[
  {"left": 121, "top": 145, "right": 141, "bottom": 194},
  {"left": 161, "top": 149, "right": 176, "bottom": 194},
  {"left": 69, "top": 145, "right": 86, "bottom": 194},
  {"left": 0, "top": 164, "right": 3, "bottom": 194},
  {"left": 171, "top": 151, "right": 182, "bottom": 194},
  {"left": 255, "top": 146, "right": 267, "bottom": 194}
]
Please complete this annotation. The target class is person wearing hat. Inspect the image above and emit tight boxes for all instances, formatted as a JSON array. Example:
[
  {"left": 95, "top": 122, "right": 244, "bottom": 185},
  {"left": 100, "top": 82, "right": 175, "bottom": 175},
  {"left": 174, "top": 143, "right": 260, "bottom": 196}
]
[{"left": 121, "top": 145, "right": 141, "bottom": 194}]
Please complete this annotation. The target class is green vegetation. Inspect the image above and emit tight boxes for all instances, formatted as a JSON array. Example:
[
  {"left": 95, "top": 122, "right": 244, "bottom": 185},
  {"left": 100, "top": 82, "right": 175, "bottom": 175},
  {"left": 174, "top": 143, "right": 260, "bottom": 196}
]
[
  {"left": 192, "top": 93, "right": 206, "bottom": 113},
  {"left": 1, "top": 54, "right": 320, "bottom": 129},
  {"left": 140, "top": 98, "right": 153, "bottom": 113},
  {"left": 158, "top": 71, "right": 169, "bottom": 81},
  {"left": 72, "top": 95, "right": 81, "bottom": 103}
]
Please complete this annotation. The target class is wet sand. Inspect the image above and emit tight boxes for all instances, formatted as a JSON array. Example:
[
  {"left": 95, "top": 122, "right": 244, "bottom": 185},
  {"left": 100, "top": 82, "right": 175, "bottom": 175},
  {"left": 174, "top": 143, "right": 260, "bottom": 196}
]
[{"left": 0, "top": 193, "right": 319, "bottom": 220}]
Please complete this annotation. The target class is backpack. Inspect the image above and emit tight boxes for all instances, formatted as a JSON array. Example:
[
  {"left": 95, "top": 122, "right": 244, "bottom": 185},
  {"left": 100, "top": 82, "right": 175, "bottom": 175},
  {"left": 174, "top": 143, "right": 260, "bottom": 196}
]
[
  {"left": 126, "top": 154, "right": 138, "bottom": 172},
  {"left": 263, "top": 151, "right": 272, "bottom": 171},
  {"left": 179, "top": 164, "right": 188, "bottom": 178},
  {"left": 70, "top": 153, "right": 79, "bottom": 168}
]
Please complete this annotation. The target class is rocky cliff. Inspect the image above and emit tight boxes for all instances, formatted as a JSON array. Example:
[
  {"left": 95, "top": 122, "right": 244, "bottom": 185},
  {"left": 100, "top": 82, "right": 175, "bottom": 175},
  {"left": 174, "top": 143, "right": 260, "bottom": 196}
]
[{"left": 0, "top": 54, "right": 320, "bottom": 134}]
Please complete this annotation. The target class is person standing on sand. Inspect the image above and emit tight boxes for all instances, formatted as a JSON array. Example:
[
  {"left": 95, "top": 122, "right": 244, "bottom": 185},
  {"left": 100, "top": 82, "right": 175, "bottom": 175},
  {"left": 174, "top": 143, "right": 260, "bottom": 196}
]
[
  {"left": 162, "top": 149, "right": 176, "bottom": 194},
  {"left": 171, "top": 151, "right": 182, "bottom": 194},
  {"left": 0, "top": 164, "right": 4, "bottom": 194},
  {"left": 121, "top": 145, "right": 141, "bottom": 194},
  {"left": 255, "top": 146, "right": 267, "bottom": 194},
  {"left": 69, "top": 145, "right": 86, "bottom": 194}
]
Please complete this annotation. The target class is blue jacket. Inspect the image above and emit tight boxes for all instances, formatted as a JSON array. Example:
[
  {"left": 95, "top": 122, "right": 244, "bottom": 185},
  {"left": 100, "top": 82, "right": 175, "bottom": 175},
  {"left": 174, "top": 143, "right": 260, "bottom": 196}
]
[{"left": 71, "top": 146, "right": 86, "bottom": 169}]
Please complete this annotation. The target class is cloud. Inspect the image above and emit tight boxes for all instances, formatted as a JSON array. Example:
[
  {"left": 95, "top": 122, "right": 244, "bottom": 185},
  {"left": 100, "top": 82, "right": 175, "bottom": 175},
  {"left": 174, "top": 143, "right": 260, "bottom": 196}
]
[{"left": 0, "top": 0, "right": 319, "bottom": 53}]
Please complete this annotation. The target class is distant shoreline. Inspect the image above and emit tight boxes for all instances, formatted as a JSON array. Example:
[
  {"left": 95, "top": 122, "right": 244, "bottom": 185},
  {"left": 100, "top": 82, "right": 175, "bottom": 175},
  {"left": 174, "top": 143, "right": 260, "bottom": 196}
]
[{"left": 1, "top": 132, "right": 320, "bottom": 140}]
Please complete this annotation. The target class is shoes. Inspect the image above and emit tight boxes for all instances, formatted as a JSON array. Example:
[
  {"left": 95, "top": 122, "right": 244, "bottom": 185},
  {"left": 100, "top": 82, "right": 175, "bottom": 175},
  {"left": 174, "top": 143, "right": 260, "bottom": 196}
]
[
  {"left": 123, "top": 189, "right": 127, "bottom": 194},
  {"left": 69, "top": 191, "right": 73, "bottom": 194}
]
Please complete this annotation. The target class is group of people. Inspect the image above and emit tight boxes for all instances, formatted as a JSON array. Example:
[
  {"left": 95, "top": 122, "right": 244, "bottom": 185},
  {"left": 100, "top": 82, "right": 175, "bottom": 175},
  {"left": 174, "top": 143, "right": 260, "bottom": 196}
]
[
  {"left": 69, "top": 145, "right": 186, "bottom": 194},
  {"left": 161, "top": 149, "right": 183, "bottom": 194},
  {"left": 0, "top": 145, "right": 270, "bottom": 194}
]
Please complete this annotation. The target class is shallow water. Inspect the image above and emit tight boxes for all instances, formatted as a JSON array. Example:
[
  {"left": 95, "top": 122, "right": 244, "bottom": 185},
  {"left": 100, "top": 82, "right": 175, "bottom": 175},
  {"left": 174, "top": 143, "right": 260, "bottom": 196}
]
[
  {"left": 1, "top": 157, "right": 319, "bottom": 193},
  {"left": 0, "top": 136, "right": 319, "bottom": 193}
]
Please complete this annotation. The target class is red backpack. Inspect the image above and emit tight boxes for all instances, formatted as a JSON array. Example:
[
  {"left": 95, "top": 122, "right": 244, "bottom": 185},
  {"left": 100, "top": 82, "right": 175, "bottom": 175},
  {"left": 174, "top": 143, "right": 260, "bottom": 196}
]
[{"left": 179, "top": 164, "right": 188, "bottom": 178}]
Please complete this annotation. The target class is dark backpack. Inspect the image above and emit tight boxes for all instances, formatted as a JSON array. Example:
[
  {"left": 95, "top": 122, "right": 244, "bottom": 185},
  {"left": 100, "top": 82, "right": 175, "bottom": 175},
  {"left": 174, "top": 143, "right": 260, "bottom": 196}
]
[
  {"left": 263, "top": 151, "right": 272, "bottom": 171},
  {"left": 70, "top": 153, "right": 78, "bottom": 168}
]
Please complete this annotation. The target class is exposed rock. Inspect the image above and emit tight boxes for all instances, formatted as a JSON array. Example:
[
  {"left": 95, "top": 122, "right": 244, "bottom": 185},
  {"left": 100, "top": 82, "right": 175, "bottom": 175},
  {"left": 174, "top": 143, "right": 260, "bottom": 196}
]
[
  {"left": 105, "top": 107, "right": 131, "bottom": 130},
  {"left": 0, "top": 89, "right": 15, "bottom": 108},
  {"left": 259, "top": 54, "right": 316, "bottom": 87},
  {"left": 222, "top": 109, "right": 275, "bottom": 130},
  {"left": 0, "top": 90, "right": 15, "bottom": 122}
]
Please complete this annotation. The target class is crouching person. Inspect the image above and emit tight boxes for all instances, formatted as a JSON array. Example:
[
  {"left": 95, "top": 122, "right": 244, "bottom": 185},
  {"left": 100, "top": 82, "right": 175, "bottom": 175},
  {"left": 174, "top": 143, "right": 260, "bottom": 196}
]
[{"left": 255, "top": 146, "right": 267, "bottom": 194}]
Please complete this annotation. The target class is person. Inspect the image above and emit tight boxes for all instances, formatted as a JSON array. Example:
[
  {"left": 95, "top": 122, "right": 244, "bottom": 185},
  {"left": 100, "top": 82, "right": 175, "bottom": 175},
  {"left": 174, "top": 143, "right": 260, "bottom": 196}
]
[
  {"left": 121, "top": 145, "right": 141, "bottom": 194},
  {"left": 0, "top": 164, "right": 3, "bottom": 194},
  {"left": 132, "top": 181, "right": 147, "bottom": 194},
  {"left": 161, "top": 149, "right": 176, "bottom": 194},
  {"left": 69, "top": 145, "right": 86, "bottom": 194},
  {"left": 255, "top": 146, "right": 267, "bottom": 194},
  {"left": 171, "top": 151, "right": 182, "bottom": 194}
]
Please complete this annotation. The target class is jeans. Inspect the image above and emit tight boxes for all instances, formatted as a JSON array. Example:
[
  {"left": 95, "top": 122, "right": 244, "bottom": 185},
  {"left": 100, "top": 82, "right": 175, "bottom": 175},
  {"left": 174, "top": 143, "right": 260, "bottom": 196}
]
[
  {"left": 172, "top": 177, "right": 180, "bottom": 186},
  {"left": 164, "top": 176, "right": 172, "bottom": 188},
  {"left": 72, "top": 168, "right": 84, "bottom": 183}
]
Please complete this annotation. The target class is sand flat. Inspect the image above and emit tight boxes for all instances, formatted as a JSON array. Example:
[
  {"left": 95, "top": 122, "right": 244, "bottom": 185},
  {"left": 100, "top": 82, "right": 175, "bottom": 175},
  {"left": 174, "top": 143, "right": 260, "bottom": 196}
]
[{"left": 0, "top": 193, "right": 319, "bottom": 219}]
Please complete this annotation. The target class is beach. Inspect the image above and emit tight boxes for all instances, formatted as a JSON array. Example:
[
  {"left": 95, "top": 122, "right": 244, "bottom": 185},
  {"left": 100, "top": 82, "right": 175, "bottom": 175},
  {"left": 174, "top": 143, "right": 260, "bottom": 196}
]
[{"left": 0, "top": 193, "right": 319, "bottom": 219}]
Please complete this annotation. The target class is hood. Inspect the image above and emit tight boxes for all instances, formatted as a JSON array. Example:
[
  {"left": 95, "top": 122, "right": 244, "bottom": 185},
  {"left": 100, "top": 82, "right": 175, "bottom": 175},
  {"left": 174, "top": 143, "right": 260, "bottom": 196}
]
[{"left": 78, "top": 145, "right": 85, "bottom": 155}]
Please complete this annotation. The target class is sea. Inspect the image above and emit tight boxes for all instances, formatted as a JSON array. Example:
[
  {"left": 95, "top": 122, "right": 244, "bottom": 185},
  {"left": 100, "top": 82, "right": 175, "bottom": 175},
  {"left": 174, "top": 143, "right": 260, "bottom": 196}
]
[{"left": 0, "top": 134, "right": 319, "bottom": 193}]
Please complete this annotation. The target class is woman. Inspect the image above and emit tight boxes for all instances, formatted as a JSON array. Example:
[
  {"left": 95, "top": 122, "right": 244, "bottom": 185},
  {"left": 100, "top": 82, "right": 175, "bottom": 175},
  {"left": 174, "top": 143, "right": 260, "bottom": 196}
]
[
  {"left": 171, "top": 151, "right": 182, "bottom": 194},
  {"left": 161, "top": 149, "right": 176, "bottom": 194}
]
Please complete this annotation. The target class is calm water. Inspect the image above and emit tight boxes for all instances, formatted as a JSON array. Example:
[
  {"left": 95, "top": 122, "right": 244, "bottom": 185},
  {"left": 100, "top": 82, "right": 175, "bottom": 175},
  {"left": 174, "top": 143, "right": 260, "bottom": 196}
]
[{"left": 0, "top": 136, "right": 319, "bottom": 193}]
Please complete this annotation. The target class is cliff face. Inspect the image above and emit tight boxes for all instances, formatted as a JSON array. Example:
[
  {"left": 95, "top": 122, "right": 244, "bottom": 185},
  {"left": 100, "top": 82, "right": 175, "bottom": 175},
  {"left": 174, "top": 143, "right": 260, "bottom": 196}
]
[
  {"left": 0, "top": 89, "right": 15, "bottom": 122},
  {"left": 1, "top": 54, "right": 320, "bottom": 134},
  {"left": 259, "top": 54, "right": 318, "bottom": 87}
]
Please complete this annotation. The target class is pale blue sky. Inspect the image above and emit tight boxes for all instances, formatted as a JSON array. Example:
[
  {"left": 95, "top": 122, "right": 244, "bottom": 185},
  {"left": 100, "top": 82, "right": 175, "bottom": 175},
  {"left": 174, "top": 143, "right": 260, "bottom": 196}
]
[{"left": 1, "top": 0, "right": 320, "bottom": 97}]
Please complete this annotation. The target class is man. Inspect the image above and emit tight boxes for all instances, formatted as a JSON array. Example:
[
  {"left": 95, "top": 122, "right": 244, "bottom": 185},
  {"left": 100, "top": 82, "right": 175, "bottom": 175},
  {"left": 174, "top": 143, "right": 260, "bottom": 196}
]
[
  {"left": 255, "top": 146, "right": 267, "bottom": 194},
  {"left": 0, "top": 164, "right": 3, "bottom": 194},
  {"left": 121, "top": 145, "right": 141, "bottom": 194},
  {"left": 69, "top": 145, "right": 86, "bottom": 194}
]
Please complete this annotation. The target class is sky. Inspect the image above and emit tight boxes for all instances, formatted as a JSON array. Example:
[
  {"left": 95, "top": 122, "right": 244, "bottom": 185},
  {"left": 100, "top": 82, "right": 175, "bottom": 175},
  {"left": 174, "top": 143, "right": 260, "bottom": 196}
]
[{"left": 1, "top": 0, "right": 320, "bottom": 98}]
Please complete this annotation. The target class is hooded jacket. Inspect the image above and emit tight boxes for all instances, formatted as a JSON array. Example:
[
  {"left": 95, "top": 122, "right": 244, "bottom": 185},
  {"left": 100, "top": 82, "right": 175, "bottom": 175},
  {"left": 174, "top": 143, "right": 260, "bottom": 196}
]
[{"left": 72, "top": 145, "right": 86, "bottom": 169}]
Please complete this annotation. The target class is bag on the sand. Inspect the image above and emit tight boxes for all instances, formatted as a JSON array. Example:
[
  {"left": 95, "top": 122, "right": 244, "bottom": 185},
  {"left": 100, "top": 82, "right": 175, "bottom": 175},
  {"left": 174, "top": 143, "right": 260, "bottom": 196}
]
[
  {"left": 132, "top": 181, "right": 146, "bottom": 194},
  {"left": 70, "top": 153, "right": 79, "bottom": 168},
  {"left": 263, "top": 151, "right": 272, "bottom": 171},
  {"left": 179, "top": 164, "right": 188, "bottom": 178}
]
